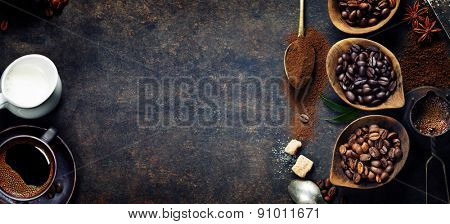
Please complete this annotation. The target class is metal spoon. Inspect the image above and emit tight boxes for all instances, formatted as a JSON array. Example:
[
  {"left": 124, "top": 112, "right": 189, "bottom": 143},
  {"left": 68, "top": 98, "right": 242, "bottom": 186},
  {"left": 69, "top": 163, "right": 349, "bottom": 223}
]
[
  {"left": 288, "top": 179, "right": 325, "bottom": 204},
  {"left": 283, "top": 0, "right": 316, "bottom": 90}
]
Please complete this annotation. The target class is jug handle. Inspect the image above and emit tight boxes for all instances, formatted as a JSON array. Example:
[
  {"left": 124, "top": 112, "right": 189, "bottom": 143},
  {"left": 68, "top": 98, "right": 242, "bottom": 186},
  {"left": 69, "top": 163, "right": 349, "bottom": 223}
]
[{"left": 0, "top": 93, "right": 6, "bottom": 109}]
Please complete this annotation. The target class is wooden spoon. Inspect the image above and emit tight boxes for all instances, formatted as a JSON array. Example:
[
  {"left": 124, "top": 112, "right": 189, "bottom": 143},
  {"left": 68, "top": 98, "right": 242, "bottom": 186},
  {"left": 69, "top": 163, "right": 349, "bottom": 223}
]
[{"left": 284, "top": 0, "right": 315, "bottom": 90}]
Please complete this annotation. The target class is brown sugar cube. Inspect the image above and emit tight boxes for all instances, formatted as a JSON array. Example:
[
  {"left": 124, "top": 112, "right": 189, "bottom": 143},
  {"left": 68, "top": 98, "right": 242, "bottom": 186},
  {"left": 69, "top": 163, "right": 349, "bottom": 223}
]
[
  {"left": 292, "top": 155, "right": 313, "bottom": 178},
  {"left": 284, "top": 139, "right": 302, "bottom": 155}
]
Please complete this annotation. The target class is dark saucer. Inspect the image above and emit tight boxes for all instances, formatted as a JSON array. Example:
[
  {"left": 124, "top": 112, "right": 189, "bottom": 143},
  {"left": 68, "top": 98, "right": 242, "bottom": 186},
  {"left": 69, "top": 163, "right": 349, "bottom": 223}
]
[{"left": 0, "top": 125, "right": 76, "bottom": 204}]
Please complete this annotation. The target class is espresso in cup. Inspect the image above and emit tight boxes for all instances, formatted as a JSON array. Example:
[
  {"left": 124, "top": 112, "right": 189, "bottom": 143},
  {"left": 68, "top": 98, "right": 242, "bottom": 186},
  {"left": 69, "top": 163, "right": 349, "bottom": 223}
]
[{"left": 0, "top": 136, "right": 56, "bottom": 200}]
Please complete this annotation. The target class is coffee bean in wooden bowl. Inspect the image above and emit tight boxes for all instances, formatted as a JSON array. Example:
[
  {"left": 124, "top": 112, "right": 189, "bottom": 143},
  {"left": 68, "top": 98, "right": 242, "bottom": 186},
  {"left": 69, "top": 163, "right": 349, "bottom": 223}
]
[
  {"left": 329, "top": 115, "right": 409, "bottom": 189},
  {"left": 326, "top": 38, "right": 404, "bottom": 111},
  {"left": 328, "top": 0, "right": 400, "bottom": 34}
]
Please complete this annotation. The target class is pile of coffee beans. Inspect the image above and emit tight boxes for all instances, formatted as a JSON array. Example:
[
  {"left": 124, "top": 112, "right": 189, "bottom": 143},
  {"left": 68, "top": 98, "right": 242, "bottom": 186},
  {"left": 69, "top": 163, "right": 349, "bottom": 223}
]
[
  {"left": 338, "top": 124, "right": 402, "bottom": 184},
  {"left": 337, "top": 0, "right": 396, "bottom": 27},
  {"left": 336, "top": 44, "right": 397, "bottom": 106},
  {"left": 316, "top": 178, "right": 337, "bottom": 202}
]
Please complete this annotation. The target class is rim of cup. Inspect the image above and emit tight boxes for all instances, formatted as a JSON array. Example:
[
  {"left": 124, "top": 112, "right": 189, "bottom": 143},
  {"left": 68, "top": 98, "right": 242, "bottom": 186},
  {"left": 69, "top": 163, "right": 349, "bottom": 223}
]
[{"left": 1, "top": 54, "right": 58, "bottom": 109}]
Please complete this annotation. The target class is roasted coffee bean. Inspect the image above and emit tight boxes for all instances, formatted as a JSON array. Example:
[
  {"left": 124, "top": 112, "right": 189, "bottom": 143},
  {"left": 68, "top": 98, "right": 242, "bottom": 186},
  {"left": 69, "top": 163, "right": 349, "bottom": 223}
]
[
  {"left": 380, "top": 172, "right": 389, "bottom": 182},
  {"left": 321, "top": 189, "right": 328, "bottom": 195},
  {"left": 353, "top": 173, "right": 361, "bottom": 184},
  {"left": 369, "top": 132, "right": 380, "bottom": 141},
  {"left": 393, "top": 138, "right": 401, "bottom": 147},
  {"left": 394, "top": 147, "right": 403, "bottom": 159},
  {"left": 361, "top": 142, "right": 369, "bottom": 153},
  {"left": 381, "top": 157, "right": 388, "bottom": 167},
  {"left": 356, "top": 137, "right": 365, "bottom": 144},
  {"left": 387, "top": 132, "right": 398, "bottom": 140},
  {"left": 345, "top": 91, "right": 356, "bottom": 102},
  {"left": 369, "top": 147, "right": 380, "bottom": 159},
  {"left": 357, "top": 161, "right": 364, "bottom": 174},
  {"left": 388, "top": 147, "right": 396, "bottom": 160},
  {"left": 368, "top": 17, "right": 378, "bottom": 26},
  {"left": 328, "top": 186, "right": 337, "bottom": 198},
  {"left": 340, "top": 160, "right": 348, "bottom": 169},
  {"left": 360, "top": 154, "right": 371, "bottom": 162},
  {"left": 370, "top": 166, "right": 383, "bottom": 175},
  {"left": 325, "top": 178, "right": 332, "bottom": 188},
  {"left": 371, "top": 160, "right": 381, "bottom": 168},
  {"left": 339, "top": 145, "right": 347, "bottom": 155},
  {"left": 379, "top": 129, "right": 388, "bottom": 139},
  {"left": 299, "top": 114, "right": 310, "bottom": 123},
  {"left": 383, "top": 139, "right": 391, "bottom": 148},
  {"left": 368, "top": 171, "right": 376, "bottom": 181},
  {"left": 385, "top": 165, "right": 394, "bottom": 174},
  {"left": 345, "top": 169, "right": 353, "bottom": 179},
  {"left": 316, "top": 179, "right": 325, "bottom": 189},
  {"left": 380, "top": 145, "right": 388, "bottom": 155}
]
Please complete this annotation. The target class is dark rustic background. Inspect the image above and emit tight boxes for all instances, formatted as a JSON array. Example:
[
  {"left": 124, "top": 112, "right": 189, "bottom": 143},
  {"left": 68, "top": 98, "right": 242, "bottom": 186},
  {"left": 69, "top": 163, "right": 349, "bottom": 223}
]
[{"left": 0, "top": 0, "right": 449, "bottom": 203}]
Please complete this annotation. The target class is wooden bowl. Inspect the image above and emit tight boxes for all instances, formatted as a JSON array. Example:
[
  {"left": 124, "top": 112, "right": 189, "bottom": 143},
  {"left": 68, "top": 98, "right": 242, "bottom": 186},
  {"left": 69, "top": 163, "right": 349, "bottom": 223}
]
[
  {"left": 329, "top": 115, "right": 410, "bottom": 189},
  {"left": 328, "top": 0, "right": 400, "bottom": 34},
  {"left": 326, "top": 38, "right": 404, "bottom": 111}
]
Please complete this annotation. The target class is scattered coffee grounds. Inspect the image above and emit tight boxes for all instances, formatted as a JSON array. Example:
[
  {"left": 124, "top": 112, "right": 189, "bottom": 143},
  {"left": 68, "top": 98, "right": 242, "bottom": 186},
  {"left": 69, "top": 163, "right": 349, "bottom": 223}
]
[
  {"left": 283, "top": 28, "right": 330, "bottom": 141},
  {"left": 285, "top": 38, "right": 315, "bottom": 89},
  {"left": 399, "top": 32, "right": 450, "bottom": 92},
  {"left": 411, "top": 93, "right": 449, "bottom": 136}
]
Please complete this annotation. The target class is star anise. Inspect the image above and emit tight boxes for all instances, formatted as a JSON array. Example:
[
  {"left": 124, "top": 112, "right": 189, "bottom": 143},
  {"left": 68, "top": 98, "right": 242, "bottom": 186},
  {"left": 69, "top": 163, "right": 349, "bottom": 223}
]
[
  {"left": 414, "top": 16, "right": 442, "bottom": 42},
  {"left": 403, "top": 0, "right": 428, "bottom": 29}
]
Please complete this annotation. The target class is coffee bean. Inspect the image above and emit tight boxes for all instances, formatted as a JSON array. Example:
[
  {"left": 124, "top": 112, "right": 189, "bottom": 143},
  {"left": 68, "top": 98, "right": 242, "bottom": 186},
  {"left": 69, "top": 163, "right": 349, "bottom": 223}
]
[
  {"left": 370, "top": 166, "right": 383, "bottom": 175},
  {"left": 394, "top": 147, "right": 403, "bottom": 159},
  {"left": 316, "top": 179, "right": 325, "bottom": 189},
  {"left": 357, "top": 161, "right": 365, "bottom": 174},
  {"left": 299, "top": 114, "right": 310, "bottom": 123},
  {"left": 349, "top": 10, "right": 357, "bottom": 21},
  {"left": 388, "top": 81, "right": 396, "bottom": 92},
  {"left": 393, "top": 138, "right": 401, "bottom": 147},
  {"left": 342, "top": 10, "right": 349, "bottom": 18},
  {"left": 340, "top": 160, "right": 348, "bottom": 169},
  {"left": 328, "top": 186, "right": 337, "bottom": 198},
  {"left": 345, "top": 91, "right": 356, "bottom": 102},
  {"left": 369, "top": 147, "right": 380, "bottom": 159},
  {"left": 368, "top": 17, "right": 378, "bottom": 26},
  {"left": 385, "top": 165, "right": 394, "bottom": 174},
  {"left": 368, "top": 171, "right": 376, "bottom": 181},
  {"left": 380, "top": 172, "right": 389, "bottom": 182},
  {"left": 360, "top": 154, "right": 371, "bottom": 162},
  {"left": 371, "top": 160, "right": 381, "bottom": 167},
  {"left": 369, "top": 132, "right": 380, "bottom": 141},
  {"left": 380, "top": 129, "right": 388, "bottom": 140},
  {"left": 339, "top": 145, "right": 347, "bottom": 155},
  {"left": 345, "top": 169, "right": 353, "bottom": 179},
  {"left": 353, "top": 173, "right": 361, "bottom": 184}
]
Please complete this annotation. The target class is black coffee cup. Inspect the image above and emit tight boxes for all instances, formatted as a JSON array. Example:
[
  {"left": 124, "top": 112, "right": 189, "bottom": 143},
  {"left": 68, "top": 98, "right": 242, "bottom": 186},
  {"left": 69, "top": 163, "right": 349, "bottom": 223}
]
[{"left": 0, "top": 128, "right": 58, "bottom": 202}]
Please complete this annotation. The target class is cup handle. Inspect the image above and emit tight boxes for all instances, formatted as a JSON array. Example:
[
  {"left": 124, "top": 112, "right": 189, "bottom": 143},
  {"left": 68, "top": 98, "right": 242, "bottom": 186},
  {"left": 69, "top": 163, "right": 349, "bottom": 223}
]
[
  {"left": 0, "top": 93, "right": 7, "bottom": 110},
  {"left": 41, "top": 127, "right": 58, "bottom": 144}
]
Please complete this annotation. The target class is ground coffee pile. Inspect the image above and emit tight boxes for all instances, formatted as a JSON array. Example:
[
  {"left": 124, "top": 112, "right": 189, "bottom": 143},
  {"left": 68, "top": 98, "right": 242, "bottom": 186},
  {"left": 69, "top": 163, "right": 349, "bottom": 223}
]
[
  {"left": 285, "top": 37, "right": 315, "bottom": 89},
  {"left": 283, "top": 28, "right": 330, "bottom": 141},
  {"left": 399, "top": 32, "right": 450, "bottom": 91}
]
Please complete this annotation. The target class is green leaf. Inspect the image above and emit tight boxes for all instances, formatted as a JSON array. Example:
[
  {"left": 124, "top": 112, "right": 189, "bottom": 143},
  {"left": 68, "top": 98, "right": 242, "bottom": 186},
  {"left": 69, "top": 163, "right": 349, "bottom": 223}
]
[
  {"left": 324, "top": 110, "right": 360, "bottom": 124},
  {"left": 320, "top": 95, "right": 354, "bottom": 114}
]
